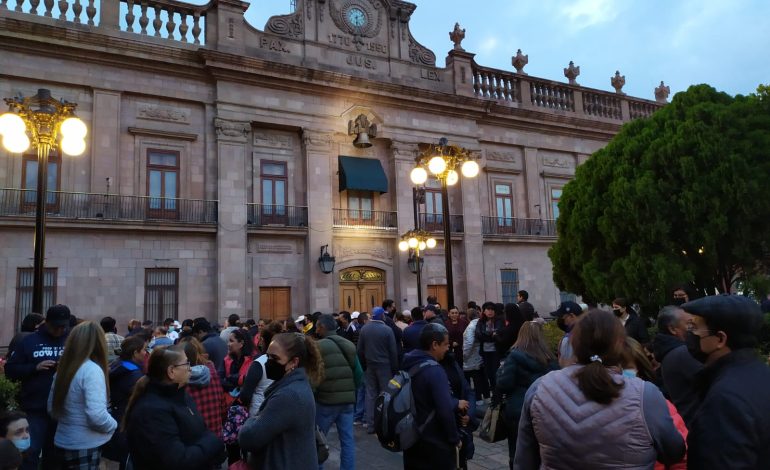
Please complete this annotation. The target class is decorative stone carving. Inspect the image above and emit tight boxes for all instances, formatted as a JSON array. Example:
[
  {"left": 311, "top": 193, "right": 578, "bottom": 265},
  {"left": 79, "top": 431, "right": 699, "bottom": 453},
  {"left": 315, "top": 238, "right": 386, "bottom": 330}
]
[
  {"left": 253, "top": 132, "right": 293, "bottom": 149},
  {"left": 487, "top": 151, "right": 518, "bottom": 163},
  {"left": 266, "top": 9, "right": 303, "bottom": 39},
  {"left": 449, "top": 23, "right": 465, "bottom": 51},
  {"left": 319, "top": 0, "right": 326, "bottom": 22},
  {"left": 348, "top": 113, "right": 377, "bottom": 139},
  {"left": 512, "top": 49, "right": 528, "bottom": 74},
  {"left": 563, "top": 61, "right": 580, "bottom": 85},
  {"left": 655, "top": 81, "right": 670, "bottom": 103},
  {"left": 256, "top": 243, "right": 294, "bottom": 253},
  {"left": 302, "top": 130, "right": 333, "bottom": 150},
  {"left": 306, "top": 0, "right": 312, "bottom": 20},
  {"left": 137, "top": 104, "right": 190, "bottom": 123},
  {"left": 339, "top": 246, "right": 389, "bottom": 260},
  {"left": 611, "top": 71, "right": 626, "bottom": 95},
  {"left": 329, "top": 0, "right": 383, "bottom": 38},
  {"left": 339, "top": 268, "right": 384, "bottom": 282},
  {"left": 214, "top": 118, "right": 250, "bottom": 141},
  {"left": 390, "top": 141, "right": 418, "bottom": 159},
  {"left": 542, "top": 156, "right": 574, "bottom": 169},
  {"left": 408, "top": 32, "right": 436, "bottom": 66}
]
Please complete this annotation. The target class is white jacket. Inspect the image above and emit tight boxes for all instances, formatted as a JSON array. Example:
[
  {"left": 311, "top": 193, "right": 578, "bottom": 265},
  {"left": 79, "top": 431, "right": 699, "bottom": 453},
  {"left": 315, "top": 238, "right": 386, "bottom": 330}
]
[{"left": 463, "top": 318, "right": 483, "bottom": 371}]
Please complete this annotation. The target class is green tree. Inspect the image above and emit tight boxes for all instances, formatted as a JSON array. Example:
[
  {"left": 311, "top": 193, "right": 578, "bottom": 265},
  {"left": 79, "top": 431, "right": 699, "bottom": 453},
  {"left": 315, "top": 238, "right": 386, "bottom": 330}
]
[{"left": 549, "top": 84, "right": 770, "bottom": 311}]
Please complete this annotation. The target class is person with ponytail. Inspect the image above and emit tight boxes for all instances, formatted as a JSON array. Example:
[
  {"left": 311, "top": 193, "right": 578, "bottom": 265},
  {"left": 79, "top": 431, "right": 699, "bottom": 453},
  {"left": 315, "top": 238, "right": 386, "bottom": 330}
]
[
  {"left": 513, "top": 309, "right": 685, "bottom": 469},
  {"left": 124, "top": 346, "right": 225, "bottom": 470},
  {"left": 238, "top": 332, "right": 324, "bottom": 469},
  {"left": 47, "top": 321, "right": 117, "bottom": 469}
]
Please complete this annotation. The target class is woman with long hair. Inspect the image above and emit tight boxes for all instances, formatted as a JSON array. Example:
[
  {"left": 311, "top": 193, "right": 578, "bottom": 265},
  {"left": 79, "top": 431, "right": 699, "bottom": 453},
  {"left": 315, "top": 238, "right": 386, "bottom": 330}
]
[
  {"left": 102, "top": 335, "right": 148, "bottom": 468},
  {"left": 177, "top": 336, "right": 225, "bottom": 439},
  {"left": 47, "top": 321, "right": 117, "bottom": 469},
  {"left": 475, "top": 302, "right": 505, "bottom": 389},
  {"left": 238, "top": 332, "right": 324, "bottom": 469},
  {"left": 495, "top": 321, "right": 558, "bottom": 469},
  {"left": 223, "top": 328, "right": 256, "bottom": 465},
  {"left": 124, "top": 346, "right": 224, "bottom": 469},
  {"left": 240, "top": 321, "right": 283, "bottom": 416},
  {"left": 496, "top": 303, "right": 526, "bottom": 355},
  {"left": 514, "top": 309, "right": 685, "bottom": 468}
]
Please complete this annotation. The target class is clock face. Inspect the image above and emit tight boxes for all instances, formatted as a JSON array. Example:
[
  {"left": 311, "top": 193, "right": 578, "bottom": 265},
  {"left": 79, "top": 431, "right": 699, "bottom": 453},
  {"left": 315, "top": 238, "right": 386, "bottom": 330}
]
[{"left": 346, "top": 7, "right": 367, "bottom": 28}]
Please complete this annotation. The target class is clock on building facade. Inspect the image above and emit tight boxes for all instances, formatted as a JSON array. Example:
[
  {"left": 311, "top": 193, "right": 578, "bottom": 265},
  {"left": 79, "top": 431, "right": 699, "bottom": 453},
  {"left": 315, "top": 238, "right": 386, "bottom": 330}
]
[{"left": 330, "top": 0, "right": 382, "bottom": 38}]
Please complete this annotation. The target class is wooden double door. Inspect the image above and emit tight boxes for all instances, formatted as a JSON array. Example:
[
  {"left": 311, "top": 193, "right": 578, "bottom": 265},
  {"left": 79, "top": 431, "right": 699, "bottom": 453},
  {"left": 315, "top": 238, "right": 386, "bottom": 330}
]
[{"left": 339, "top": 267, "right": 385, "bottom": 313}]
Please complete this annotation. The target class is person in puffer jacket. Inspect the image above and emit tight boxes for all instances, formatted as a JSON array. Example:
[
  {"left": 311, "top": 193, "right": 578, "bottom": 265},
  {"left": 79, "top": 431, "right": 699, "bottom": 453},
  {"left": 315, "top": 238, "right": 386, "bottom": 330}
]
[{"left": 514, "top": 309, "right": 685, "bottom": 470}]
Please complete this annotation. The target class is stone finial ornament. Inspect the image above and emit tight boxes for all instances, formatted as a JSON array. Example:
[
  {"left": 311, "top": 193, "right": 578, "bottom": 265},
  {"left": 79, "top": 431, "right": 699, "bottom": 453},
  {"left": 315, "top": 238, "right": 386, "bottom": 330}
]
[
  {"left": 564, "top": 61, "right": 580, "bottom": 85},
  {"left": 512, "top": 49, "right": 528, "bottom": 74},
  {"left": 449, "top": 23, "right": 466, "bottom": 51},
  {"left": 611, "top": 71, "right": 626, "bottom": 94},
  {"left": 655, "top": 81, "right": 671, "bottom": 103}
]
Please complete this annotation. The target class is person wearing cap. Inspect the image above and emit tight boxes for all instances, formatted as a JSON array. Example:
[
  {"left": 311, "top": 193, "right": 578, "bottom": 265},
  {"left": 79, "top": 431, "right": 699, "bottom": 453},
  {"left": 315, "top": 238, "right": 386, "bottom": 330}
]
[
  {"left": 551, "top": 301, "right": 583, "bottom": 368},
  {"left": 424, "top": 304, "right": 446, "bottom": 327},
  {"left": 403, "top": 306, "right": 428, "bottom": 353},
  {"left": 356, "top": 307, "right": 398, "bottom": 434},
  {"left": 5, "top": 304, "right": 71, "bottom": 470},
  {"left": 682, "top": 295, "right": 770, "bottom": 468}
]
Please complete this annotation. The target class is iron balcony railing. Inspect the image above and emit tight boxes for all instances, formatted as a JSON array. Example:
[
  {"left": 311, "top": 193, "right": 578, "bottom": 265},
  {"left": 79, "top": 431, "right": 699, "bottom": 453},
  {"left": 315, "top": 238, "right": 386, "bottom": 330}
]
[
  {"left": 246, "top": 204, "right": 308, "bottom": 228},
  {"left": 0, "top": 188, "right": 217, "bottom": 224},
  {"left": 482, "top": 216, "right": 557, "bottom": 237},
  {"left": 418, "top": 213, "right": 464, "bottom": 233},
  {"left": 333, "top": 208, "right": 398, "bottom": 230}
]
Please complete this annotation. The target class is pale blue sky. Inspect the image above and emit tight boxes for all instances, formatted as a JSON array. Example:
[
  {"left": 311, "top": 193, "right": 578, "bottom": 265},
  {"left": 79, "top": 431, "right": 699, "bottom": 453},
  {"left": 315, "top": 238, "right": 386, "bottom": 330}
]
[{"left": 244, "top": 0, "right": 770, "bottom": 100}]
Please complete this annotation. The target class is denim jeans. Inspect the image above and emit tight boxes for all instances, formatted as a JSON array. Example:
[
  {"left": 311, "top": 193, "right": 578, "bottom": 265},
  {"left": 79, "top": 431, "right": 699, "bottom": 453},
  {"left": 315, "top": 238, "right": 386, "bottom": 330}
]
[
  {"left": 353, "top": 383, "right": 365, "bottom": 421},
  {"left": 316, "top": 403, "right": 355, "bottom": 470}
]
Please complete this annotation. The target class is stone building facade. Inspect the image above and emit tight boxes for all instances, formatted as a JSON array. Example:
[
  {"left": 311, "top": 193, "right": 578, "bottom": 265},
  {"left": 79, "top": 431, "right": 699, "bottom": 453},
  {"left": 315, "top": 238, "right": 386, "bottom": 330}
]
[{"left": 0, "top": 0, "right": 665, "bottom": 345}]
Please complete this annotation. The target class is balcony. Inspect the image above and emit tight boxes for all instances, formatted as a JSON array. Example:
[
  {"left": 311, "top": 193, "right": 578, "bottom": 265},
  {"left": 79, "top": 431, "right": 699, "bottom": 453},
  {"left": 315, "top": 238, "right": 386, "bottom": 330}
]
[
  {"left": 333, "top": 209, "right": 397, "bottom": 230},
  {"left": 246, "top": 204, "right": 308, "bottom": 228},
  {"left": 418, "top": 213, "right": 464, "bottom": 233},
  {"left": 482, "top": 216, "right": 557, "bottom": 237},
  {"left": 0, "top": 188, "right": 217, "bottom": 224}
]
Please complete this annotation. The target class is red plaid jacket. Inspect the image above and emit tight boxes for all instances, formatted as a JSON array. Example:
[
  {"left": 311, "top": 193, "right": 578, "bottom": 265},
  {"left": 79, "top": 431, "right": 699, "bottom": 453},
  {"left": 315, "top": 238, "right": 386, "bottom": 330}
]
[{"left": 186, "top": 362, "right": 225, "bottom": 439}]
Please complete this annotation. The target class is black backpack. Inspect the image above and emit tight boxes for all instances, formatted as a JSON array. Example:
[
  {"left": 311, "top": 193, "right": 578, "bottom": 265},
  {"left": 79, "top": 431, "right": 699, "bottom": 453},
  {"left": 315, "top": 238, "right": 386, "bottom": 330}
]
[{"left": 374, "top": 359, "right": 438, "bottom": 452}]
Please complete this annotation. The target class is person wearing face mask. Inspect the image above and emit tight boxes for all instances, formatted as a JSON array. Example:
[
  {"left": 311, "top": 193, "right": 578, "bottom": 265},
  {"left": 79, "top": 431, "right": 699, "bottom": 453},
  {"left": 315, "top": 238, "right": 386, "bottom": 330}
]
[
  {"left": 650, "top": 306, "right": 703, "bottom": 426},
  {"left": 0, "top": 411, "right": 30, "bottom": 466},
  {"left": 681, "top": 295, "right": 770, "bottom": 469},
  {"left": 671, "top": 285, "right": 693, "bottom": 307},
  {"left": 238, "top": 332, "right": 324, "bottom": 469},
  {"left": 612, "top": 298, "right": 649, "bottom": 343},
  {"left": 125, "top": 346, "right": 225, "bottom": 470},
  {"left": 551, "top": 301, "right": 584, "bottom": 367}
]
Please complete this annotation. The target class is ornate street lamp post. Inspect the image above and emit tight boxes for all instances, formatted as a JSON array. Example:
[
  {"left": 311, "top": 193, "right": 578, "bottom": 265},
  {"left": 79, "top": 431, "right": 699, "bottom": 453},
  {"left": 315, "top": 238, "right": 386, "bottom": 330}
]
[
  {"left": 410, "top": 138, "right": 478, "bottom": 309},
  {"left": 0, "top": 89, "right": 87, "bottom": 314},
  {"left": 398, "top": 228, "right": 436, "bottom": 306}
]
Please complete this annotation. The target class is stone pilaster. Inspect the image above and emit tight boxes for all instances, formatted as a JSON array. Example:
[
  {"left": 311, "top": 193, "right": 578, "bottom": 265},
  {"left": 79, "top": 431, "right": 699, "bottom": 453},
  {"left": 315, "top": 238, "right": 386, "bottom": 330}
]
[
  {"left": 460, "top": 171, "right": 485, "bottom": 306},
  {"left": 391, "top": 140, "right": 420, "bottom": 307},
  {"left": 304, "top": 129, "right": 335, "bottom": 313},
  {"left": 214, "top": 118, "right": 250, "bottom": 322},
  {"left": 90, "top": 90, "right": 121, "bottom": 193},
  {"left": 523, "top": 147, "right": 542, "bottom": 217}
]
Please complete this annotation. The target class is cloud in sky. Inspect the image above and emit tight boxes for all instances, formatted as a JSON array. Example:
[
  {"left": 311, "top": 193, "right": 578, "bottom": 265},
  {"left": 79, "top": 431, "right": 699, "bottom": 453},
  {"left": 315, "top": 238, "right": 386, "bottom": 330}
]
[
  {"left": 559, "top": 0, "right": 619, "bottom": 31},
  {"left": 477, "top": 36, "right": 500, "bottom": 55}
]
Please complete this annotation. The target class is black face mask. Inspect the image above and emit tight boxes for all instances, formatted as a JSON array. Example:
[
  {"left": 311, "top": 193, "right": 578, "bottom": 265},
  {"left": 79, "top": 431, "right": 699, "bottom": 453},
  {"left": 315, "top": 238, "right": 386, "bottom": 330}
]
[
  {"left": 685, "top": 331, "right": 709, "bottom": 363},
  {"left": 556, "top": 316, "right": 568, "bottom": 332},
  {"left": 265, "top": 357, "right": 287, "bottom": 381},
  {"left": 612, "top": 308, "right": 623, "bottom": 317},
  {"left": 672, "top": 298, "right": 687, "bottom": 307}
]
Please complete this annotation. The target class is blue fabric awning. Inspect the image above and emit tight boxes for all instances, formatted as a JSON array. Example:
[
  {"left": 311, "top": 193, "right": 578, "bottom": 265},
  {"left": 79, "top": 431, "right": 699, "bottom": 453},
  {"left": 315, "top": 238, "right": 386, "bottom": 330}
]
[{"left": 338, "top": 156, "right": 388, "bottom": 193}]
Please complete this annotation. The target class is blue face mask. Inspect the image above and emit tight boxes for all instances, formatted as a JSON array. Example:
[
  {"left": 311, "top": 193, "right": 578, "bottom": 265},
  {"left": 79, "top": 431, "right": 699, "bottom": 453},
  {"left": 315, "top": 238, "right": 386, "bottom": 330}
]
[
  {"left": 13, "top": 437, "right": 31, "bottom": 452},
  {"left": 622, "top": 369, "right": 638, "bottom": 378}
]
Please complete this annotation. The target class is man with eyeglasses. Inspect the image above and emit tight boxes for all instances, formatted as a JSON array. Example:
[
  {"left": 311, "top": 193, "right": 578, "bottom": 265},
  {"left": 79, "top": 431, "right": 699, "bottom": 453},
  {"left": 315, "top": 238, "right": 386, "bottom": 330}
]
[{"left": 682, "top": 294, "right": 770, "bottom": 469}]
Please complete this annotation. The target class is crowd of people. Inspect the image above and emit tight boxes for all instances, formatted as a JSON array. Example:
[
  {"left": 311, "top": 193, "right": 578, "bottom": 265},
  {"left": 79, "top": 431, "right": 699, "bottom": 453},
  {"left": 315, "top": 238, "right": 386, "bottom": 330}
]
[{"left": 0, "top": 287, "right": 769, "bottom": 469}]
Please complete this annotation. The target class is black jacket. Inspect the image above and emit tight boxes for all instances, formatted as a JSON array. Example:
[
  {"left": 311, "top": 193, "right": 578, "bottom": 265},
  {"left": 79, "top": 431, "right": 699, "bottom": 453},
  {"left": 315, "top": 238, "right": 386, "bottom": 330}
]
[
  {"left": 4, "top": 326, "right": 68, "bottom": 412},
  {"left": 624, "top": 312, "right": 649, "bottom": 344},
  {"left": 126, "top": 380, "right": 224, "bottom": 470},
  {"left": 688, "top": 349, "right": 770, "bottom": 469},
  {"left": 475, "top": 317, "right": 505, "bottom": 353},
  {"left": 103, "top": 359, "right": 144, "bottom": 462},
  {"left": 651, "top": 333, "right": 702, "bottom": 425}
]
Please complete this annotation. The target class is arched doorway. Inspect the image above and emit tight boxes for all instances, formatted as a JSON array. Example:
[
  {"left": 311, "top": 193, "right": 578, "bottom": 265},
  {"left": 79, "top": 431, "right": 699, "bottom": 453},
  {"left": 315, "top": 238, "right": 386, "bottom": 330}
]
[{"left": 339, "top": 267, "right": 386, "bottom": 313}]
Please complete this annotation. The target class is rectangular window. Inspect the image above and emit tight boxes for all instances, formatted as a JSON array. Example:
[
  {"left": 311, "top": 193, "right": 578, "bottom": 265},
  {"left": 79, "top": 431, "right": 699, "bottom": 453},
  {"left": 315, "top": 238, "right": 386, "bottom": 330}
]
[
  {"left": 260, "top": 161, "right": 288, "bottom": 222},
  {"left": 348, "top": 190, "right": 373, "bottom": 221},
  {"left": 144, "top": 268, "right": 178, "bottom": 324},
  {"left": 495, "top": 183, "right": 513, "bottom": 229},
  {"left": 424, "top": 189, "right": 443, "bottom": 230},
  {"left": 21, "top": 150, "right": 61, "bottom": 211},
  {"left": 551, "top": 188, "right": 563, "bottom": 219},
  {"left": 501, "top": 269, "right": 519, "bottom": 305},
  {"left": 147, "top": 149, "right": 179, "bottom": 219},
  {"left": 16, "top": 268, "right": 57, "bottom": 327}
]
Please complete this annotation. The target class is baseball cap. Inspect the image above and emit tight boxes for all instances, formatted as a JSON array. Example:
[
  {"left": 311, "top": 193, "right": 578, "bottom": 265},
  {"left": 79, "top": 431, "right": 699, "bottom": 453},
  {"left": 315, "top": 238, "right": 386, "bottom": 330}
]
[
  {"left": 46, "top": 304, "right": 71, "bottom": 327},
  {"left": 424, "top": 304, "right": 438, "bottom": 313},
  {"left": 550, "top": 301, "right": 583, "bottom": 317},
  {"left": 351, "top": 311, "right": 360, "bottom": 319},
  {"left": 402, "top": 309, "right": 412, "bottom": 317},
  {"left": 372, "top": 307, "right": 385, "bottom": 320},
  {"left": 295, "top": 315, "right": 306, "bottom": 323}
]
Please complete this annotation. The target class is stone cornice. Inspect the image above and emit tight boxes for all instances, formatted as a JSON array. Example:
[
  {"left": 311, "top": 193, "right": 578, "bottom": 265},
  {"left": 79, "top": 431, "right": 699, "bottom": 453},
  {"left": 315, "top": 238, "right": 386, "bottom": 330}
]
[{"left": 128, "top": 127, "right": 198, "bottom": 141}]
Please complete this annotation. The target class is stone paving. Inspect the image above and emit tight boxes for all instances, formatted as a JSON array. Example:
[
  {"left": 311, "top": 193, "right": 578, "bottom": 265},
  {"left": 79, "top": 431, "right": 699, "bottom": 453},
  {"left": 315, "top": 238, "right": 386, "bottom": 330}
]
[{"left": 322, "top": 422, "right": 511, "bottom": 470}]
